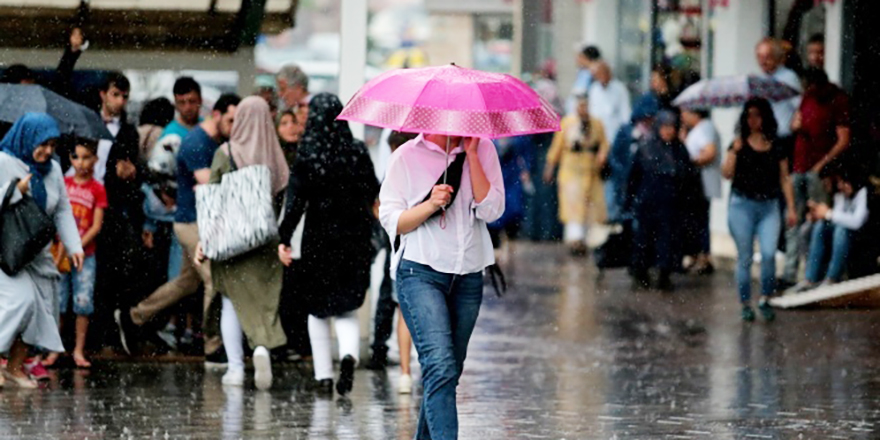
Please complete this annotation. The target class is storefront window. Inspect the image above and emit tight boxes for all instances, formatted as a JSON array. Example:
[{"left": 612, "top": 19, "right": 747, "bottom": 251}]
[
  {"left": 654, "top": 0, "right": 705, "bottom": 88},
  {"left": 617, "top": 0, "right": 652, "bottom": 95}
]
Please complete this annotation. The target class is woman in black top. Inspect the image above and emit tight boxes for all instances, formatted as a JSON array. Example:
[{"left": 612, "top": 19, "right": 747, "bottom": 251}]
[{"left": 722, "top": 98, "right": 796, "bottom": 322}]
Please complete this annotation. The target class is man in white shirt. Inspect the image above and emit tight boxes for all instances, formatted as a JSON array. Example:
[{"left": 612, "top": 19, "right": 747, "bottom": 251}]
[
  {"left": 756, "top": 38, "right": 802, "bottom": 139},
  {"left": 588, "top": 62, "right": 632, "bottom": 144},
  {"left": 276, "top": 64, "right": 312, "bottom": 123}
]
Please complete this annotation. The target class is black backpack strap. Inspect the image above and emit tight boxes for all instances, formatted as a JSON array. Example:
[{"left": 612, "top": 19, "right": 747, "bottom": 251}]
[
  {"left": 1, "top": 178, "right": 20, "bottom": 212},
  {"left": 392, "top": 152, "right": 467, "bottom": 252}
]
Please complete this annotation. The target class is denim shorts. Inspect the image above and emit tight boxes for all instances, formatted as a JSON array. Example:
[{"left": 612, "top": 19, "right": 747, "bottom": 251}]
[{"left": 59, "top": 255, "right": 97, "bottom": 316}]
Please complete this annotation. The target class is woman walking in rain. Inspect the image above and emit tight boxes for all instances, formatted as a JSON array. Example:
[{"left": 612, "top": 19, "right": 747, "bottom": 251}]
[
  {"left": 198, "top": 97, "right": 290, "bottom": 389},
  {"left": 0, "top": 113, "right": 84, "bottom": 388},
  {"left": 723, "top": 98, "right": 797, "bottom": 322},
  {"left": 379, "top": 129, "right": 504, "bottom": 438},
  {"left": 277, "top": 93, "right": 379, "bottom": 396},
  {"left": 543, "top": 94, "right": 609, "bottom": 255}
]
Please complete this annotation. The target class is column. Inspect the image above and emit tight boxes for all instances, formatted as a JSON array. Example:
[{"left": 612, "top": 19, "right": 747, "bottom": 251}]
[
  {"left": 339, "top": 0, "right": 368, "bottom": 140},
  {"left": 581, "top": 0, "right": 620, "bottom": 70},
  {"left": 552, "top": 0, "right": 584, "bottom": 104},
  {"left": 824, "top": 0, "right": 844, "bottom": 85}
]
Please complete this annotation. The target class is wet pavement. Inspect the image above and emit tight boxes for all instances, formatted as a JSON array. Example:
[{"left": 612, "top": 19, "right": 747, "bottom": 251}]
[{"left": 4, "top": 242, "right": 880, "bottom": 439}]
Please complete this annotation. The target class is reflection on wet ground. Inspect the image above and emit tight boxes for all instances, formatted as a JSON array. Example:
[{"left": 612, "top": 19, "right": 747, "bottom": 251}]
[{"left": 3, "top": 242, "right": 880, "bottom": 439}]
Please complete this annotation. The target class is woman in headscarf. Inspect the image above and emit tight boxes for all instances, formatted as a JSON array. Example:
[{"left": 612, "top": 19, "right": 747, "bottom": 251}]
[
  {"left": 0, "top": 113, "right": 84, "bottom": 388},
  {"left": 625, "top": 110, "right": 702, "bottom": 291},
  {"left": 278, "top": 93, "right": 379, "bottom": 396},
  {"left": 276, "top": 109, "right": 302, "bottom": 168},
  {"left": 199, "top": 97, "right": 290, "bottom": 390},
  {"left": 543, "top": 93, "right": 610, "bottom": 255}
]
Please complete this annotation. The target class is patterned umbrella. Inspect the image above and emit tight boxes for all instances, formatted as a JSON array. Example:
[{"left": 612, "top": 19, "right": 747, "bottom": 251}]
[
  {"left": 337, "top": 64, "right": 560, "bottom": 139},
  {"left": 672, "top": 74, "right": 801, "bottom": 110}
]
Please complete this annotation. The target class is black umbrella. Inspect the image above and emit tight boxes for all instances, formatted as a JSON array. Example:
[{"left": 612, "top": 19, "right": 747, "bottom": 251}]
[{"left": 0, "top": 84, "right": 112, "bottom": 140}]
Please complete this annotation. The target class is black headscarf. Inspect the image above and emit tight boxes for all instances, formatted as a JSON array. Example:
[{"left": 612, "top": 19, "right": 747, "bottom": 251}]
[{"left": 296, "top": 93, "right": 361, "bottom": 182}]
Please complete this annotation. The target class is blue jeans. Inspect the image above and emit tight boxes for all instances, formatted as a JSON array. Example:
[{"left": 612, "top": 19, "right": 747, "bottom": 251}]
[
  {"left": 783, "top": 172, "right": 828, "bottom": 280},
  {"left": 396, "top": 260, "right": 483, "bottom": 440},
  {"left": 728, "top": 194, "right": 781, "bottom": 303},
  {"left": 59, "top": 255, "right": 97, "bottom": 316},
  {"left": 806, "top": 221, "right": 851, "bottom": 283}
]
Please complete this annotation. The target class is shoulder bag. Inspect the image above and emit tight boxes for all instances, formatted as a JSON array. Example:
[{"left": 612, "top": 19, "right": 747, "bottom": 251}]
[{"left": 0, "top": 178, "right": 57, "bottom": 276}]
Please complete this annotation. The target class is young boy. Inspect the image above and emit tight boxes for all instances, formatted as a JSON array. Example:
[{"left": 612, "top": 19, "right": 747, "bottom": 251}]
[{"left": 46, "top": 138, "right": 107, "bottom": 368}]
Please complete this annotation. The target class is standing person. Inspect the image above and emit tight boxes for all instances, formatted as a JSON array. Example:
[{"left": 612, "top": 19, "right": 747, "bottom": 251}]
[
  {"left": 567, "top": 45, "right": 601, "bottom": 114},
  {"left": 276, "top": 108, "right": 311, "bottom": 362},
  {"left": 115, "top": 94, "right": 240, "bottom": 364},
  {"left": 805, "top": 34, "right": 825, "bottom": 70},
  {"left": 543, "top": 94, "right": 609, "bottom": 255},
  {"left": 780, "top": 68, "right": 850, "bottom": 287},
  {"left": 0, "top": 113, "right": 84, "bottom": 388},
  {"left": 379, "top": 125, "right": 504, "bottom": 438},
  {"left": 626, "top": 111, "right": 701, "bottom": 291},
  {"left": 588, "top": 62, "right": 632, "bottom": 148},
  {"left": 85, "top": 72, "right": 144, "bottom": 351},
  {"left": 201, "top": 96, "right": 289, "bottom": 390},
  {"left": 756, "top": 38, "right": 802, "bottom": 143},
  {"left": 649, "top": 64, "right": 676, "bottom": 111},
  {"left": 45, "top": 138, "right": 107, "bottom": 368},
  {"left": 277, "top": 94, "right": 379, "bottom": 396},
  {"left": 681, "top": 108, "right": 722, "bottom": 274},
  {"left": 161, "top": 77, "right": 203, "bottom": 141},
  {"left": 606, "top": 95, "right": 661, "bottom": 223},
  {"left": 276, "top": 64, "right": 311, "bottom": 120},
  {"left": 136, "top": 97, "right": 175, "bottom": 163},
  {"left": 722, "top": 98, "right": 797, "bottom": 322},
  {"left": 277, "top": 109, "right": 302, "bottom": 166}
]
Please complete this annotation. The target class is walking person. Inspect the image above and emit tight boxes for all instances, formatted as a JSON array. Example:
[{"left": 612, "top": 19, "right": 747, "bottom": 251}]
[
  {"left": 0, "top": 113, "right": 84, "bottom": 388},
  {"left": 278, "top": 93, "right": 379, "bottom": 396},
  {"left": 116, "top": 94, "right": 240, "bottom": 364},
  {"left": 199, "top": 96, "right": 289, "bottom": 389},
  {"left": 626, "top": 111, "right": 702, "bottom": 291},
  {"left": 379, "top": 128, "right": 505, "bottom": 437},
  {"left": 543, "top": 94, "right": 609, "bottom": 255},
  {"left": 723, "top": 98, "right": 797, "bottom": 322},
  {"left": 588, "top": 62, "right": 632, "bottom": 149},
  {"left": 681, "top": 108, "right": 723, "bottom": 274},
  {"left": 45, "top": 138, "right": 107, "bottom": 368}
]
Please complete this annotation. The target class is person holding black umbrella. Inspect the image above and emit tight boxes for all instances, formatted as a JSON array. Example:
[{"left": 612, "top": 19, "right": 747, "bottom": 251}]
[{"left": 0, "top": 113, "right": 84, "bottom": 388}]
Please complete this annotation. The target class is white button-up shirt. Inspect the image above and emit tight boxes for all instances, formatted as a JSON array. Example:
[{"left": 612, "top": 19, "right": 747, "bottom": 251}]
[
  {"left": 765, "top": 66, "right": 802, "bottom": 138},
  {"left": 588, "top": 79, "right": 632, "bottom": 142},
  {"left": 379, "top": 134, "right": 505, "bottom": 277}
]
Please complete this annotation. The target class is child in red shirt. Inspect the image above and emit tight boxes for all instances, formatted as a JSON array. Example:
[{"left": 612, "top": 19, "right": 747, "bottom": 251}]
[{"left": 46, "top": 138, "right": 107, "bottom": 368}]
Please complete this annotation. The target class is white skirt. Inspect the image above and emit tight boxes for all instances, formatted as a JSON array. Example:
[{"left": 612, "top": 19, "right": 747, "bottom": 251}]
[{"left": 0, "top": 251, "right": 64, "bottom": 353}]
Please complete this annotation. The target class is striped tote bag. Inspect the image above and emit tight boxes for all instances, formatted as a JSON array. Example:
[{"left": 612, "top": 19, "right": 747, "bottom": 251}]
[{"left": 196, "top": 164, "right": 279, "bottom": 261}]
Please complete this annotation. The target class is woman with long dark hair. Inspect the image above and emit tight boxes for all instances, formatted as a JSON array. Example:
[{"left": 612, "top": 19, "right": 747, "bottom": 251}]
[
  {"left": 0, "top": 113, "right": 84, "bottom": 387},
  {"left": 278, "top": 93, "right": 379, "bottom": 396},
  {"left": 722, "top": 98, "right": 796, "bottom": 322}
]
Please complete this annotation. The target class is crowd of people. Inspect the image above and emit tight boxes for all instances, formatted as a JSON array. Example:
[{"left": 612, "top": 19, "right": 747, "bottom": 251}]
[
  {"left": 518, "top": 35, "right": 866, "bottom": 322},
  {"left": 0, "top": 24, "right": 871, "bottom": 440}
]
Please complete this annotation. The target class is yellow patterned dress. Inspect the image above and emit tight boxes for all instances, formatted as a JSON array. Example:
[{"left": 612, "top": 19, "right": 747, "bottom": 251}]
[{"left": 546, "top": 115, "right": 609, "bottom": 228}]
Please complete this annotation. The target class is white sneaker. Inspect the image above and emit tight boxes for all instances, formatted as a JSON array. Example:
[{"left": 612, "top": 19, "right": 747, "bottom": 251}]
[
  {"left": 222, "top": 369, "right": 245, "bottom": 387},
  {"left": 398, "top": 374, "right": 413, "bottom": 395},
  {"left": 253, "top": 346, "right": 273, "bottom": 391}
]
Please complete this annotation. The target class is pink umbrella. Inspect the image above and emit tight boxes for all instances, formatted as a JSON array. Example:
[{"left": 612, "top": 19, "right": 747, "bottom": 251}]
[{"left": 337, "top": 64, "right": 560, "bottom": 139}]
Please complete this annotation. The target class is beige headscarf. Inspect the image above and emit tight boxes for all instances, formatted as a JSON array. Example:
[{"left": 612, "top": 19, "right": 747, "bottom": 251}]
[{"left": 223, "top": 96, "right": 290, "bottom": 194}]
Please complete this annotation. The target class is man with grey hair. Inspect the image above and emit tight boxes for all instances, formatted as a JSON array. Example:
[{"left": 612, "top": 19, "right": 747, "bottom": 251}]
[{"left": 277, "top": 64, "right": 311, "bottom": 110}]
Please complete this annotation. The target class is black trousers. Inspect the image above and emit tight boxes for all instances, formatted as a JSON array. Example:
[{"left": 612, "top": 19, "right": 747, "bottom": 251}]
[{"left": 371, "top": 235, "right": 397, "bottom": 358}]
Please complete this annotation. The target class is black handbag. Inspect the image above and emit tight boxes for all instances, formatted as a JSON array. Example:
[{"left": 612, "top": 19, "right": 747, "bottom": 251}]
[{"left": 0, "top": 178, "right": 57, "bottom": 276}]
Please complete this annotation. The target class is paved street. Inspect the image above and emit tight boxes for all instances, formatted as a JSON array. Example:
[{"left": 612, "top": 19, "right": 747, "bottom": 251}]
[{"left": 3, "top": 242, "right": 880, "bottom": 439}]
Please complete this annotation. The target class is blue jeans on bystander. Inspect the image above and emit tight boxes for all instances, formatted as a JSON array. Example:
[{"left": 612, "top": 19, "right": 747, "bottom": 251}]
[
  {"left": 806, "top": 220, "right": 851, "bottom": 283},
  {"left": 396, "top": 259, "right": 483, "bottom": 440}
]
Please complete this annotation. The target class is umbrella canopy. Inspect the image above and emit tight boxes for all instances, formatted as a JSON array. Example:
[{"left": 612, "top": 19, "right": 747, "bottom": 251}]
[
  {"left": 672, "top": 74, "right": 801, "bottom": 110},
  {"left": 337, "top": 64, "right": 560, "bottom": 138},
  {"left": 0, "top": 84, "right": 113, "bottom": 140}
]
